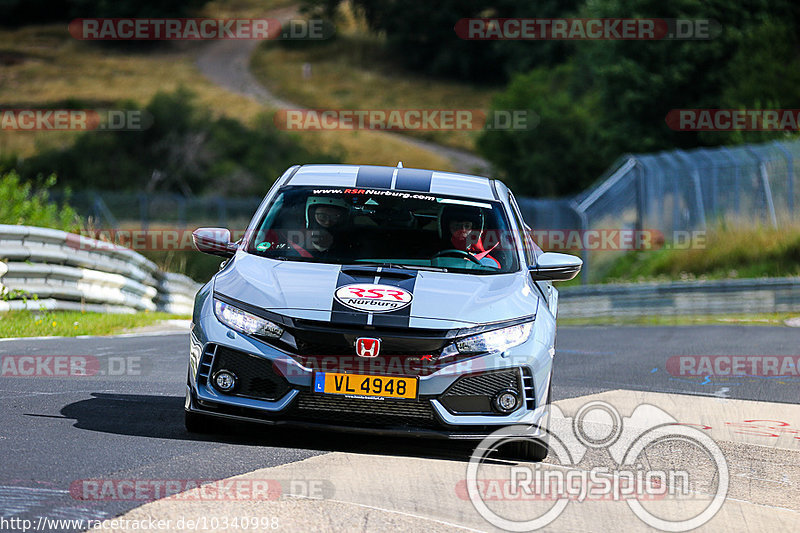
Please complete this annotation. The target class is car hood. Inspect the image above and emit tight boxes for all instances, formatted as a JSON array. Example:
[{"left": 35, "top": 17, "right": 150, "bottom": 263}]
[{"left": 213, "top": 253, "right": 538, "bottom": 327}]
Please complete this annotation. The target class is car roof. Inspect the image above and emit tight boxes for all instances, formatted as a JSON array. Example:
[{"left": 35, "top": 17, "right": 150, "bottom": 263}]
[{"left": 285, "top": 164, "right": 499, "bottom": 202}]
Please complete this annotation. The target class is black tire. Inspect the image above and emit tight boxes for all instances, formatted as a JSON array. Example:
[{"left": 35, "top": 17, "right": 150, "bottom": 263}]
[{"left": 184, "top": 410, "right": 213, "bottom": 434}]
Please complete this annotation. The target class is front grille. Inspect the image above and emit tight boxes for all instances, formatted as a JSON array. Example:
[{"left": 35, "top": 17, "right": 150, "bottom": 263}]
[
  {"left": 283, "top": 320, "right": 454, "bottom": 374},
  {"left": 209, "top": 345, "right": 291, "bottom": 401},
  {"left": 292, "top": 320, "right": 450, "bottom": 352},
  {"left": 291, "top": 392, "right": 439, "bottom": 429},
  {"left": 440, "top": 369, "right": 522, "bottom": 415}
]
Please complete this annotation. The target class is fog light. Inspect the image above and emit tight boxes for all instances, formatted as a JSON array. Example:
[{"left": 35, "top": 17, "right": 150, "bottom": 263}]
[
  {"left": 213, "top": 370, "right": 237, "bottom": 392},
  {"left": 493, "top": 390, "right": 519, "bottom": 413}
]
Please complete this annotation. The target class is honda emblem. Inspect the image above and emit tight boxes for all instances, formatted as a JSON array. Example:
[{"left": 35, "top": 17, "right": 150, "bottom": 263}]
[{"left": 355, "top": 337, "right": 381, "bottom": 357}]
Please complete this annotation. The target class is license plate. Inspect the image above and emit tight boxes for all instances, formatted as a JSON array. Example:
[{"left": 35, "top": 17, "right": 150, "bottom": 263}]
[{"left": 313, "top": 372, "right": 418, "bottom": 400}]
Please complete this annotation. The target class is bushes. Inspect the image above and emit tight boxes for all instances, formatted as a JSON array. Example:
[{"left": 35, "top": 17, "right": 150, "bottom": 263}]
[
  {"left": 17, "top": 88, "right": 339, "bottom": 196},
  {"left": 0, "top": 171, "right": 81, "bottom": 232}
]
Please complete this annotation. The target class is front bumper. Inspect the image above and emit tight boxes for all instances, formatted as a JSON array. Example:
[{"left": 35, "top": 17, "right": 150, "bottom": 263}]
[{"left": 187, "top": 308, "right": 554, "bottom": 440}]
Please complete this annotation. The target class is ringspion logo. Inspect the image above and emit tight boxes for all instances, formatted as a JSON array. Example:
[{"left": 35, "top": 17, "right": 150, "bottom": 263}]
[{"left": 465, "top": 401, "right": 728, "bottom": 531}]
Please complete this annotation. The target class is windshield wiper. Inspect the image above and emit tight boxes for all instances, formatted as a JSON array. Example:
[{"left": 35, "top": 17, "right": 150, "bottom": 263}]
[{"left": 351, "top": 261, "right": 448, "bottom": 272}]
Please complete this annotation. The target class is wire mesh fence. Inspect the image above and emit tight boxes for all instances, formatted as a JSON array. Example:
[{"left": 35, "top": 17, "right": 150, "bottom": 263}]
[
  {"left": 56, "top": 138, "right": 799, "bottom": 283},
  {"left": 57, "top": 191, "right": 263, "bottom": 231},
  {"left": 517, "top": 139, "right": 800, "bottom": 282}
]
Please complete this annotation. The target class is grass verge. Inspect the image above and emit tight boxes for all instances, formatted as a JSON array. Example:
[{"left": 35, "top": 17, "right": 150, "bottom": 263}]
[
  {"left": 0, "top": 18, "right": 450, "bottom": 171},
  {"left": 559, "top": 312, "right": 800, "bottom": 327},
  {"left": 0, "top": 311, "right": 189, "bottom": 338},
  {"left": 600, "top": 223, "right": 800, "bottom": 283}
]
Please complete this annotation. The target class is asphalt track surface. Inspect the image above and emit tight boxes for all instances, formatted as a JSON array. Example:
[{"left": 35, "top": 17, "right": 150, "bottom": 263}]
[{"left": 0, "top": 325, "right": 798, "bottom": 532}]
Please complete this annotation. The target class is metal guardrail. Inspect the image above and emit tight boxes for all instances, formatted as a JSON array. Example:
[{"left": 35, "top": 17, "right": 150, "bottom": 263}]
[
  {"left": 558, "top": 277, "right": 800, "bottom": 318},
  {"left": 0, "top": 225, "right": 200, "bottom": 315},
  {"left": 4, "top": 227, "right": 795, "bottom": 319}
]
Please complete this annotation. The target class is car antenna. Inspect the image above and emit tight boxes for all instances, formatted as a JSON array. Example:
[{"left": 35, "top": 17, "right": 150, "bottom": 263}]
[{"left": 397, "top": 161, "right": 404, "bottom": 168}]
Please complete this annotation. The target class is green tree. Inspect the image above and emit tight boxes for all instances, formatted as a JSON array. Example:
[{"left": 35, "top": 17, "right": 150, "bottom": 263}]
[
  {"left": 303, "top": 0, "right": 581, "bottom": 81},
  {"left": 480, "top": 0, "right": 800, "bottom": 195},
  {"left": 477, "top": 64, "right": 608, "bottom": 196},
  {"left": 574, "top": 0, "right": 800, "bottom": 154}
]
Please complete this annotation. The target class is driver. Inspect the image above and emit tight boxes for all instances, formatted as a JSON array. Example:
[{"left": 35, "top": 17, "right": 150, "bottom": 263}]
[
  {"left": 292, "top": 196, "right": 350, "bottom": 257},
  {"left": 439, "top": 204, "right": 500, "bottom": 268}
]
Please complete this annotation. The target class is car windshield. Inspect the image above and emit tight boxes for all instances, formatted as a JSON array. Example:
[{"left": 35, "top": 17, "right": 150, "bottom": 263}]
[{"left": 247, "top": 186, "right": 520, "bottom": 274}]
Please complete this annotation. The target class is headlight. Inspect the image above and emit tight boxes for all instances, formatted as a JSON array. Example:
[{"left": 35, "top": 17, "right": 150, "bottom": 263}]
[
  {"left": 214, "top": 299, "right": 283, "bottom": 338},
  {"left": 455, "top": 321, "right": 533, "bottom": 354}
]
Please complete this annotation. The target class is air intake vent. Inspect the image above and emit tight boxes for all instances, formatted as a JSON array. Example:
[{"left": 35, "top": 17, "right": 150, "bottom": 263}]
[
  {"left": 210, "top": 346, "right": 291, "bottom": 401},
  {"left": 440, "top": 369, "right": 521, "bottom": 415},
  {"left": 293, "top": 392, "right": 438, "bottom": 428},
  {"left": 521, "top": 367, "right": 535, "bottom": 410},
  {"left": 197, "top": 344, "right": 216, "bottom": 386}
]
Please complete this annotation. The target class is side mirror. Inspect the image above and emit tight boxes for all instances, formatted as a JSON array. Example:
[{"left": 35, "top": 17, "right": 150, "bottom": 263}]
[
  {"left": 192, "top": 227, "right": 237, "bottom": 258},
  {"left": 529, "top": 252, "right": 582, "bottom": 281}
]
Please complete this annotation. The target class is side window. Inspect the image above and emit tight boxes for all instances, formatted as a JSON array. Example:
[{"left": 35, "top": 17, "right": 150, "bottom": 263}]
[{"left": 508, "top": 193, "right": 535, "bottom": 265}]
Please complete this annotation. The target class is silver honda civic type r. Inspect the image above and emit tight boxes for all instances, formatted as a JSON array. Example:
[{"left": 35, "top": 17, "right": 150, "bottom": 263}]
[{"left": 185, "top": 164, "right": 581, "bottom": 460}]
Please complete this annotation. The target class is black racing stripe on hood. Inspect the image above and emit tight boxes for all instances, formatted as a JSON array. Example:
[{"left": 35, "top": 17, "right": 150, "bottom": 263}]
[
  {"left": 330, "top": 269, "right": 372, "bottom": 325},
  {"left": 394, "top": 168, "right": 433, "bottom": 192},
  {"left": 355, "top": 166, "right": 394, "bottom": 189},
  {"left": 369, "top": 273, "right": 417, "bottom": 328}
]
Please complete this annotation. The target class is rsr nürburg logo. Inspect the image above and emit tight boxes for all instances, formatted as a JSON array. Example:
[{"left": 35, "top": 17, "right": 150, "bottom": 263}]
[{"left": 334, "top": 284, "right": 412, "bottom": 313}]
